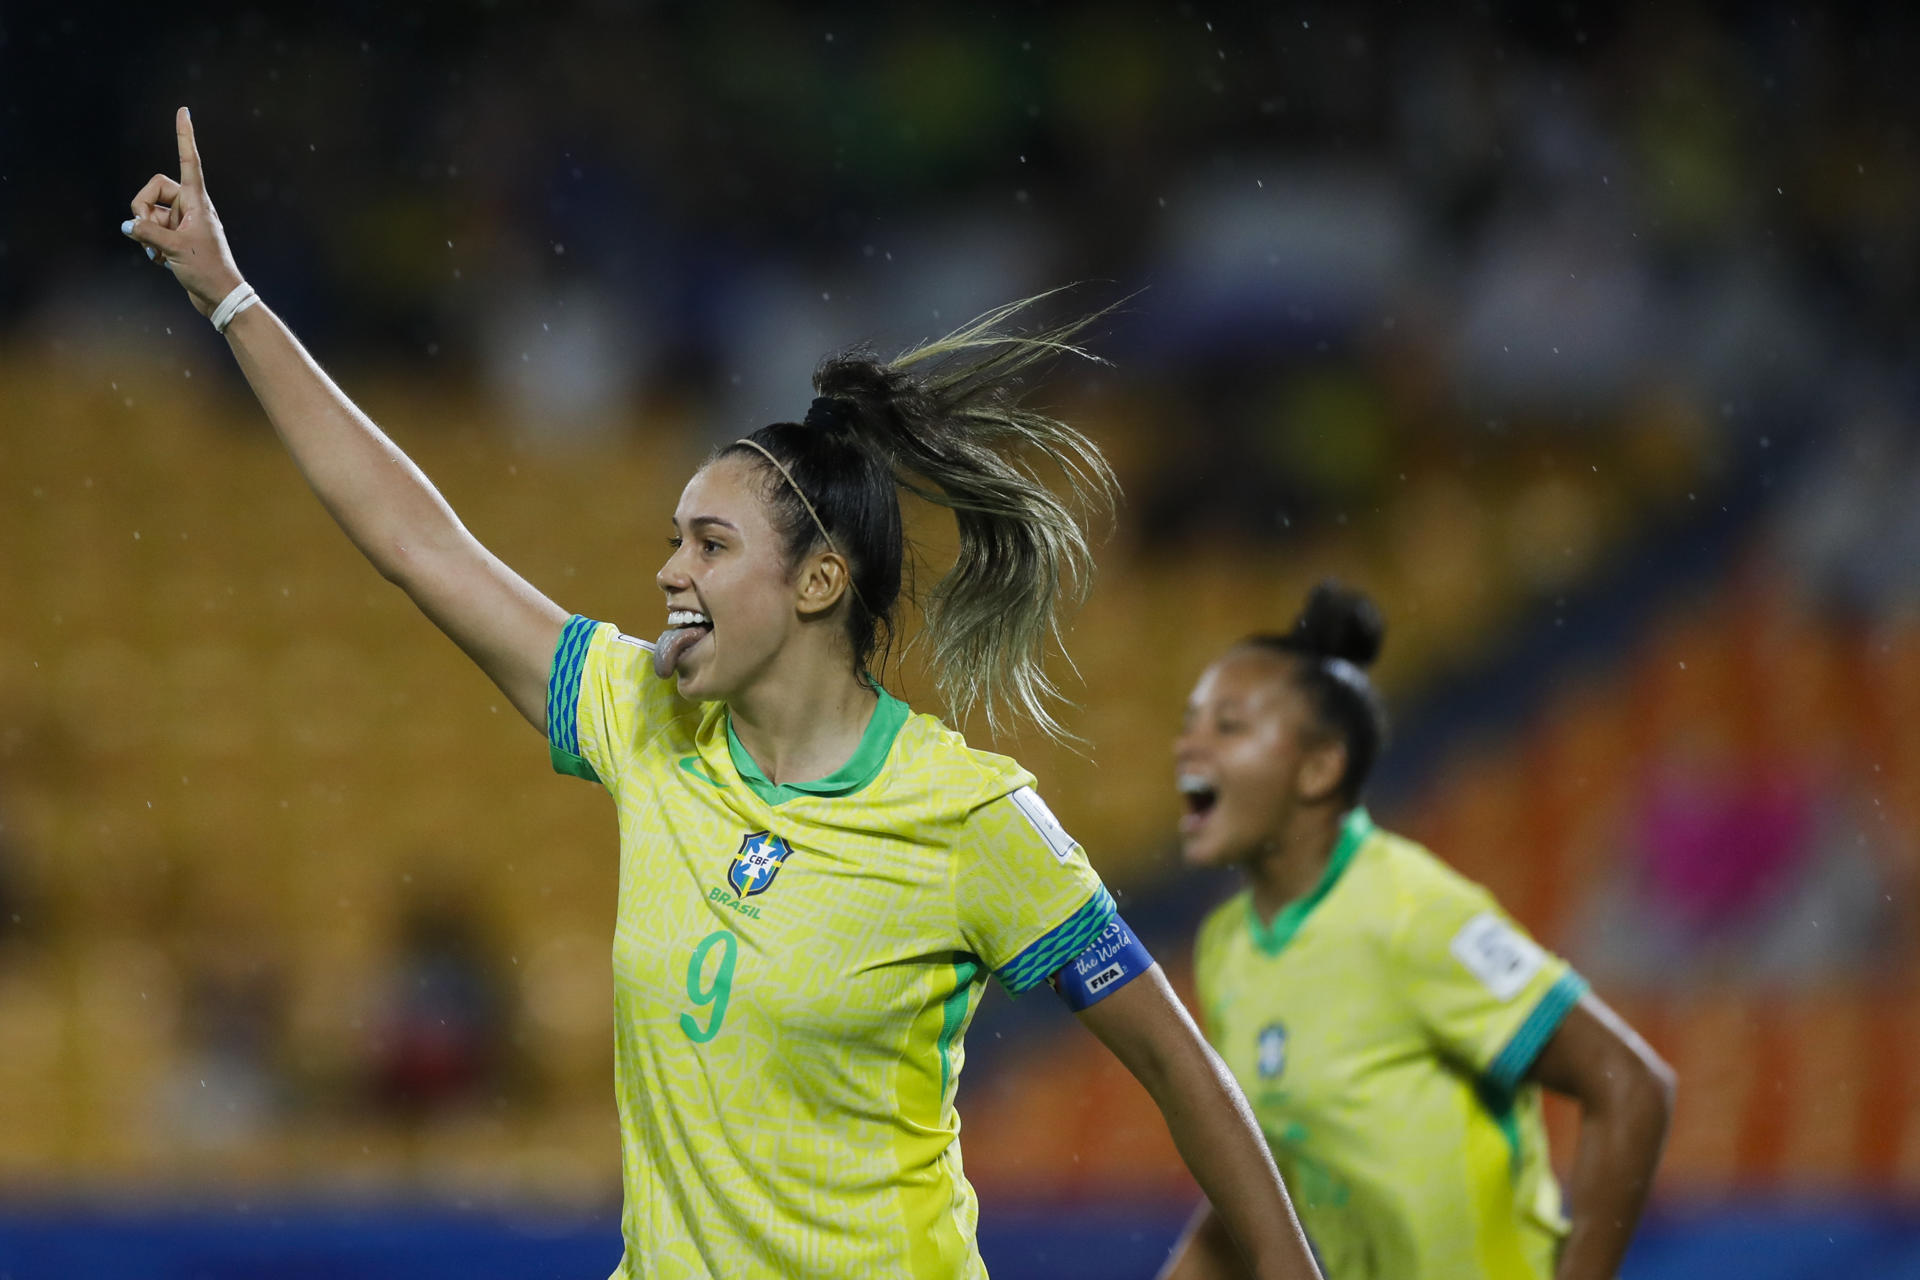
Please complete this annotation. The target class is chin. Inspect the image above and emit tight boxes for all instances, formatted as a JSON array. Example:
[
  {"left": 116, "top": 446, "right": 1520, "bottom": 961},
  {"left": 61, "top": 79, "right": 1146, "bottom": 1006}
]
[
  {"left": 672, "top": 664, "right": 713, "bottom": 699},
  {"left": 1179, "top": 834, "right": 1227, "bottom": 869},
  {"left": 1185, "top": 822, "right": 1266, "bottom": 870}
]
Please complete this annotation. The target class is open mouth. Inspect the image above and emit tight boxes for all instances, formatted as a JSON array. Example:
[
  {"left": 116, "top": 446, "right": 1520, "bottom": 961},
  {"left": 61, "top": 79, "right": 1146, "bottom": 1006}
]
[
  {"left": 1177, "top": 774, "right": 1218, "bottom": 833},
  {"left": 654, "top": 609, "right": 713, "bottom": 678}
]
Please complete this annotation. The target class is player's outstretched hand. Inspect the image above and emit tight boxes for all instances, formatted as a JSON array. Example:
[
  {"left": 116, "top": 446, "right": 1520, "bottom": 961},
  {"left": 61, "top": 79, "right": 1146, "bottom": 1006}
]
[{"left": 121, "top": 107, "right": 245, "bottom": 318}]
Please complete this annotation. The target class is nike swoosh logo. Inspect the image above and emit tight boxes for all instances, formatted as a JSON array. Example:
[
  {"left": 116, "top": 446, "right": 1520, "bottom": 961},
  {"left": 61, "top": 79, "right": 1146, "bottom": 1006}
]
[{"left": 679, "top": 757, "right": 728, "bottom": 788}]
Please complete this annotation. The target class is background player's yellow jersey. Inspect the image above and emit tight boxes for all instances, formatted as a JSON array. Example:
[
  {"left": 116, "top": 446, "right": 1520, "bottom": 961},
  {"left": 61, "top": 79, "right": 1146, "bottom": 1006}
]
[
  {"left": 546, "top": 616, "right": 1115, "bottom": 1280},
  {"left": 1194, "top": 809, "right": 1588, "bottom": 1280}
]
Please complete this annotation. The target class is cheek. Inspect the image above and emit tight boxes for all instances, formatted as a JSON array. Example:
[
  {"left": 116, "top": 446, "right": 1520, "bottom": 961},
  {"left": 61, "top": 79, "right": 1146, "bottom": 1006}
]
[
  {"left": 1223, "top": 739, "right": 1299, "bottom": 806},
  {"left": 712, "top": 568, "right": 790, "bottom": 638}
]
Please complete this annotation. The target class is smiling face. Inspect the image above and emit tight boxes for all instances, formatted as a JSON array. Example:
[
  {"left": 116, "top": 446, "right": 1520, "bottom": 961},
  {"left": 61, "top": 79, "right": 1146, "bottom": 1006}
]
[
  {"left": 654, "top": 455, "right": 818, "bottom": 701},
  {"left": 1174, "top": 646, "right": 1346, "bottom": 869}
]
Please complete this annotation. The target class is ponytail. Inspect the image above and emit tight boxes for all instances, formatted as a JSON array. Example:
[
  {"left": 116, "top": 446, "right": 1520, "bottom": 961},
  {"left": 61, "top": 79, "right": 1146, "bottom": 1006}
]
[{"left": 723, "top": 292, "right": 1119, "bottom": 741}]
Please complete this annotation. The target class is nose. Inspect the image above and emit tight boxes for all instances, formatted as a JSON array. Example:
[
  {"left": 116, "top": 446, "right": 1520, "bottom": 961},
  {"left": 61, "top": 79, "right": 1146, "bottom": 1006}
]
[
  {"left": 656, "top": 547, "right": 691, "bottom": 594},
  {"left": 1174, "top": 721, "right": 1206, "bottom": 766}
]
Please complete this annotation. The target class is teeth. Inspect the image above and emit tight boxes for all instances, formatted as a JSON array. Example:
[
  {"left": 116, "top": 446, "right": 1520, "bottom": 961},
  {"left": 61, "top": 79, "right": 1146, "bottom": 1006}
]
[
  {"left": 1177, "top": 774, "right": 1216, "bottom": 796},
  {"left": 667, "top": 610, "right": 710, "bottom": 627}
]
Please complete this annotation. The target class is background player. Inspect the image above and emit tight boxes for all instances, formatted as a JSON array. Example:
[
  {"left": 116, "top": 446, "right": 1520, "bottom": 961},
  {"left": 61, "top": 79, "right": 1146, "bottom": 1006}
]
[
  {"left": 121, "top": 109, "right": 1324, "bottom": 1279},
  {"left": 1161, "top": 583, "right": 1674, "bottom": 1280}
]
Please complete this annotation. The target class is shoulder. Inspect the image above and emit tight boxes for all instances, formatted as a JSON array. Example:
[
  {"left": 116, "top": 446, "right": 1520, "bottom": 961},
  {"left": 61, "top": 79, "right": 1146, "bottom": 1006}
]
[
  {"left": 604, "top": 627, "right": 657, "bottom": 656},
  {"left": 889, "top": 708, "right": 1036, "bottom": 813},
  {"left": 602, "top": 625, "right": 664, "bottom": 676},
  {"left": 557, "top": 617, "right": 656, "bottom": 688},
  {"left": 1279, "top": 824, "right": 1484, "bottom": 969},
  {"left": 555, "top": 616, "right": 698, "bottom": 748},
  {"left": 569, "top": 616, "right": 654, "bottom": 655},
  {"left": 1370, "top": 825, "right": 1495, "bottom": 912},
  {"left": 1368, "top": 825, "right": 1513, "bottom": 962}
]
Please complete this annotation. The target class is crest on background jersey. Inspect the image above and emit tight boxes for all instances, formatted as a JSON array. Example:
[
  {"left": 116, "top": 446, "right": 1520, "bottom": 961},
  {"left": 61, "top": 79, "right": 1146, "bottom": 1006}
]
[
  {"left": 1257, "top": 1022, "right": 1289, "bottom": 1079},
  {"left": 728, "top": 831, "right": 795, "bottom": 898}
]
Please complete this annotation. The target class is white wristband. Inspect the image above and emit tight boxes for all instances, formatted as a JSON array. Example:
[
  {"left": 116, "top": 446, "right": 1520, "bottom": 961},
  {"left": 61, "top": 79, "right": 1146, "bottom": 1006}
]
[{"left": 209, "top": 282, "right": 259, "bottom": 334}]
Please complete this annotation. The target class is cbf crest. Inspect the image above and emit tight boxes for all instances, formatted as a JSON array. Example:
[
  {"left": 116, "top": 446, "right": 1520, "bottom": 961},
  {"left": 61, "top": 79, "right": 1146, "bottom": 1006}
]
[
  {"left": 728, "top": 831, "right": 795, "bottom": 898},
  {"left": 1256, "top": 1022, "right": 1288, "bottom": 1080}
]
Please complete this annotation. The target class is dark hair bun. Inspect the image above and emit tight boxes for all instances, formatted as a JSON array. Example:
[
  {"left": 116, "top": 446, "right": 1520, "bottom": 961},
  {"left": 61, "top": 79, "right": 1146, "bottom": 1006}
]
[
  {"left": 812, "top": 351, "right": 924, "bottom": 446},
  {"left": 1289, "top": 581, "right": 1385, "bottom": 668}
]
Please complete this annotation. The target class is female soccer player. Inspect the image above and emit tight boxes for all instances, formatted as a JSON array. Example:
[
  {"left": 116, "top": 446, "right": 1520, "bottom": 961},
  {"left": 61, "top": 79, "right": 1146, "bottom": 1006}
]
[
  {"left": 122, "top": 109, "right": 1323, "bottom": 1280},
  {"left": 1162, "top": 583, "right": 1674, "bottom": 1280}
]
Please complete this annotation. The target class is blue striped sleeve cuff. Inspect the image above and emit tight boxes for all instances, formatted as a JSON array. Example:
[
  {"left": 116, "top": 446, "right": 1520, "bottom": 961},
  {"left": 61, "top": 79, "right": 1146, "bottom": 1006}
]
[
  {"left": 1485, "top": 970, "right": 1589, "bottom": 1097},
  {"left": 547, "top": 615, "right": 601, "bottom": 783},
  {"left": 995, "top": 887, "right": 1117, "bottom": 997}
]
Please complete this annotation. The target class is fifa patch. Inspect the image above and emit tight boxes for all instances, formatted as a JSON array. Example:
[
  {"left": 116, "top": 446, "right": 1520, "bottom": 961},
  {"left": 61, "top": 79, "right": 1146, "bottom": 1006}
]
[
  {"left": 1449, "top": 911, "right": 1545, "bottom": 1001},
  {"left": 728, "top": 830, "right": 795, "bottom": 898},
  {"left": 1257, "top": 1023, "right": 1288, "bottom": 1079}
]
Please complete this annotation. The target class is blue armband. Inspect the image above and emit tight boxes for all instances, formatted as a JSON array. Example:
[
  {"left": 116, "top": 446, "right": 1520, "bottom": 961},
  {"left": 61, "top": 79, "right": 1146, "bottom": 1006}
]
[{"left": 1048, "top": 913, "right": 1154, "bottom": 1011}]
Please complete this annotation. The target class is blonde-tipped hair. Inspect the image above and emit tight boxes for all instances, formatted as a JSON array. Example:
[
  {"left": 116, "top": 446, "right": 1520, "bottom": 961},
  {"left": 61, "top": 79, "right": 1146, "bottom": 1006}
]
[{"left": 727, "top": 291, "right": 1120, "bottom": 741}]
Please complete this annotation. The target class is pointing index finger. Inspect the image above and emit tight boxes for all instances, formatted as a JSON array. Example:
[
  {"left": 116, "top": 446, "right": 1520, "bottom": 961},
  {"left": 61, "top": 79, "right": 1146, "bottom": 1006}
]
[{"left": 176, "top": 106, "right": 203, "bottom": 192}]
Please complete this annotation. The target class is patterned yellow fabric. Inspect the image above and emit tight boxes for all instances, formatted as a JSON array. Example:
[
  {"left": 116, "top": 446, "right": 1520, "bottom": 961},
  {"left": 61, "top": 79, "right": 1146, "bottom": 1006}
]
[
  {"left": 547, "top": 617, "right": 1112, "bottom": 1279},
  {"left": 1194, "top": 810, "right": 1586, "bottom": 1280}
]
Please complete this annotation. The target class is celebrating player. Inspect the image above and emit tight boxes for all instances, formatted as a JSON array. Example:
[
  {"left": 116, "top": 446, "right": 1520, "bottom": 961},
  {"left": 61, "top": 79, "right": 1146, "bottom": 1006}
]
[
  {"left": 122, "top": 109, "right": 1323, "bottom": 1279},
  {"left": 1161, "top": 583, "right": 1674, "bottom": 1280}
]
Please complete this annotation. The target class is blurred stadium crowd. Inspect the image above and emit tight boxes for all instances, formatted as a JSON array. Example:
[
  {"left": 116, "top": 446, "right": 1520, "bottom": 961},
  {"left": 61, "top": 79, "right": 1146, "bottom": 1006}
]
[{"left": 3, "top": 0, "right": 1920, "bottom": 1272}]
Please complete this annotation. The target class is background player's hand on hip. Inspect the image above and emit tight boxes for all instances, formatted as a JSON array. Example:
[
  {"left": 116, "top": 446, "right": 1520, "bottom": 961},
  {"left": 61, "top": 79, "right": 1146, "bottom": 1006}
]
[{"left": 121, "top": 107, "right": 245, "bottom": 318}]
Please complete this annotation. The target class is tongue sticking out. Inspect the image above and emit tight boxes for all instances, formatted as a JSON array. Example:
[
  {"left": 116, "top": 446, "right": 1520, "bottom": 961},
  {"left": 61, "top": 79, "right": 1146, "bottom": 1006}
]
[{"left": 653, "top": 625, "right": 709, "bottom": 679}]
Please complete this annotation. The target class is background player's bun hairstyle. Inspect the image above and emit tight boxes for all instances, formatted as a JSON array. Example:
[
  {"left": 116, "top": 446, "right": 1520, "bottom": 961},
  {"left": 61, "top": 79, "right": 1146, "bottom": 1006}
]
[
  {"left": 721, "top": 292, "right": 1118, "bottom": 742},
  {"left": 1246, "top": 581, "right": 1389, "bottom": 805}
]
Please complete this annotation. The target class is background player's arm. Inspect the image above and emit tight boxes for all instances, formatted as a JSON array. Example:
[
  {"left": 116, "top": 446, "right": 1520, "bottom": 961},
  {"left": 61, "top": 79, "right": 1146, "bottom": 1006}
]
[
  {"left": 1077, "top": 966, "right": 1322, "bottom": 1280},
  {"left": 124, "top": 109, "right": 565, "bottom": 729},
  {"left": 1156, "top": 919, "right": 1254, "bottom": 1280},
  {"left": 1526, "top": 992, "right": 1676, "bottom": 1280},
  {"left": 1155, "top": 1202, "right": 1250, "bottom": 1280}
]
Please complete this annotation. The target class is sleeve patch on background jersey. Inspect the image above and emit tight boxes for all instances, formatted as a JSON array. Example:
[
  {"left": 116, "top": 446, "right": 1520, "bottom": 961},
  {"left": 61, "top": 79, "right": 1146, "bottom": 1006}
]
[
  {"left": 1008, "top": 786, "right": 1077, "bottom": 864},
  {"left": 1449, "top": 911, "right": 1545, "bottom": 1001}
]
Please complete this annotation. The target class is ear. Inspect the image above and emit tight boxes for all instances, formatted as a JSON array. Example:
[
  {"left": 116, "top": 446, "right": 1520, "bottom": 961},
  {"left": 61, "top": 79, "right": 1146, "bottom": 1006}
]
[
  {"left": 794, "top": 550, "right": 853, "bottom": 619},
  {"left": 1295, "top": 737, "right": 1349, "bottom": 805}
]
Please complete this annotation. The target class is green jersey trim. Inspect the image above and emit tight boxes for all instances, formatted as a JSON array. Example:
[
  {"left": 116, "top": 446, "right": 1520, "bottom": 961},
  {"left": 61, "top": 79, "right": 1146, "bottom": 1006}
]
[
  {"left": 1247, "top": 807, "right": 1374, "bottom": 956},
  {"left": 1485, "top": 970, "right": 1590, "bottom": 1097},
  {"left": 725, "top": 687, "right": 911, "bottom": 807},
  {"left": 552, "top": 747, "right": 599, "bottom": 783},
  {"left": 1474, "top": 1078, "right": 1526, "bottom": 1178},
  {"left": 938, "top": 958, "right": 982, "bottom": 1098},
  {"left": 996, "top": 886, "right": 1117, "bottom": 996},
  {"left": 547, "top": 614, "right": 603, "bottom": 783},
  {"left": 678, "top": 756, "right": 728, "bottom": 789},
  {"left": 1495, "top": 1102, "right": 1523, "bottom": 1178}
]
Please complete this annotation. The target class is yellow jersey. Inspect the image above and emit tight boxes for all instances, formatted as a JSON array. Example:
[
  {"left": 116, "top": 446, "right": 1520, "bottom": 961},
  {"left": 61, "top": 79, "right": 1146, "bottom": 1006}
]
[
  {"left": 1194, "top": 809, "right": 1586, "bottom": 1280},
  {"left": 547, "top": 616, "right": 1114, "bottom": 1279}
]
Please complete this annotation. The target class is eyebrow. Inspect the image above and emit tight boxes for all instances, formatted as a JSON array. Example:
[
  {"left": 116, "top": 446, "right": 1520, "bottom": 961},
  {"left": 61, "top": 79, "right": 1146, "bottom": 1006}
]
[{"left": 673, "top": 516, "right": 740, "bottom": 532}]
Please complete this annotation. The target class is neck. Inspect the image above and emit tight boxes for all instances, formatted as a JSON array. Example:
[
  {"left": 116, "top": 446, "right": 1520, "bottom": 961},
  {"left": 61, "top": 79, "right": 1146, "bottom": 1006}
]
[
  {"left": 726, "top": 651, "right": 877, "bottom": 787},
  {"left": 1245, "top": 803, "right": 1348, "bottom": 924}
]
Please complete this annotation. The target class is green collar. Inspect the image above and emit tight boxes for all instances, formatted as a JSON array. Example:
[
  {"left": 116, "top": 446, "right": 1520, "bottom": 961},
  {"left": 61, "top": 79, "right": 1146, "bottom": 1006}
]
[
  {"left": 1247, "top": 807, "right": 1373, "bottom": 956},
  {"left": 725, "top": 687, "right": 910, "bottom": 807}
]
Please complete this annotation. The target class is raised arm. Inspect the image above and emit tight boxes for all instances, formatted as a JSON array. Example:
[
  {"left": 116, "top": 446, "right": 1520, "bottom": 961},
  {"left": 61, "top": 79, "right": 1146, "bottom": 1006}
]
[
  {"left": 123, "top": 108, "right": 565, "bottom": 729},
  {"left": 1527, "top": 992, "right": 1675, "bottom": 1280},
  {"left": 1076, "top": 967, "right": 1322, "bottom": 1280}
]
